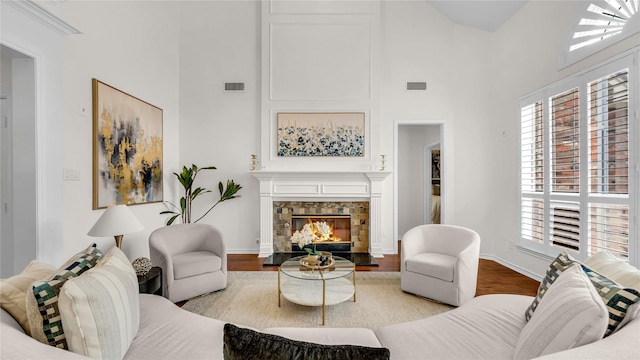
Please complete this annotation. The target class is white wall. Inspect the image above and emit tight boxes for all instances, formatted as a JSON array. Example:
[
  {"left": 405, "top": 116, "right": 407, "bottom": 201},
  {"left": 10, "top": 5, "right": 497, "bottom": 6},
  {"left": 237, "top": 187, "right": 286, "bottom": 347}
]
[
  {"left": 41, "top": 0, "right": 181, "bottom": 262},
  {"left": 487, "top": 0, "right": 640, "bottom": 277},
  {"left": 24, "top": 0, "right": 638, "bottom": 278},
  {"left": 380, "top": 0, "right": 494, "bottom": 255},
  {"left": 178, "top": 1, "right": 261, "bottom": 253}
]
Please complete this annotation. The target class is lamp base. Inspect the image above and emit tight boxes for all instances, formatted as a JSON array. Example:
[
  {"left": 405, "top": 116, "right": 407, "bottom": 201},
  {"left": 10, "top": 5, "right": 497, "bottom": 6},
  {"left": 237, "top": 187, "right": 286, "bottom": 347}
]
[{"left": 114, "top": 235, "right": 123, "bottom": 248}]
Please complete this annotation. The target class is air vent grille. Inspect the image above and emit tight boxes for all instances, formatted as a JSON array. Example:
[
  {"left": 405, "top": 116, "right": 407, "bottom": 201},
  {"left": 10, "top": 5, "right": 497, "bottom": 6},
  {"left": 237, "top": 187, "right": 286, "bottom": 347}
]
[
  {"left": 224, "top": 82, "right": 245, "bottom": 92},
  {"left": 407, "top": 82, "right": 427, "bottom": 90}
]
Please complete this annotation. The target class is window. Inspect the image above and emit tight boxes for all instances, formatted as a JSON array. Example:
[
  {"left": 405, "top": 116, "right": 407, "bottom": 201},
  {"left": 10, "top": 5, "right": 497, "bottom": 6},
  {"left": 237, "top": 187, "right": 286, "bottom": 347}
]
[
  {"left": 519, "top": 55, "right": 636, "bottom": 264},
  {"left": 560, "top": 0, "right": 639, "bottom": 68}
]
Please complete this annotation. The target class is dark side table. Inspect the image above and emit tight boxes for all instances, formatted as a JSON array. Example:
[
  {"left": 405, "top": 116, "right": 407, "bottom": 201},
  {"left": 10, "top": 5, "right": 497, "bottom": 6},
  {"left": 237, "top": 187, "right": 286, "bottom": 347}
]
[{"left": 137, "top": 266, "right": 162, "bottom": 296}]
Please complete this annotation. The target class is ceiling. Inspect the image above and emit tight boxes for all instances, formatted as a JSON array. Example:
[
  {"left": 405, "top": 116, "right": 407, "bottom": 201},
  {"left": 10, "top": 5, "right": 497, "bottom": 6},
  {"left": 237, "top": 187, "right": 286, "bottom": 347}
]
[{"left": 428, "top": 0, "right": 529, "bottom": 32}]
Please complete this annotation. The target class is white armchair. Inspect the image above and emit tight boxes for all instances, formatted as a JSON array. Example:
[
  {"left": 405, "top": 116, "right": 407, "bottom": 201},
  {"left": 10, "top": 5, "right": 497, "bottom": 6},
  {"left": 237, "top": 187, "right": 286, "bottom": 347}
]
[
  {"left": 149, "top": 223, "right": 227, "bottom": 303},
  {"left": 401, "top": 224, "right": 480, "bottom": 306}
]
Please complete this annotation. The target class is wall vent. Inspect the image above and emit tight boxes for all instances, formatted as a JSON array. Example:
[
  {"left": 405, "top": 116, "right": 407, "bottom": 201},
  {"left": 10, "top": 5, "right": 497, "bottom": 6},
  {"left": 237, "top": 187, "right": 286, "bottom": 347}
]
[
  {"left": 407, "top": 82, "right": 427, "bottom": 90},
  {"left": 224, "top": 82, "right": 245, "bottom": 92}
]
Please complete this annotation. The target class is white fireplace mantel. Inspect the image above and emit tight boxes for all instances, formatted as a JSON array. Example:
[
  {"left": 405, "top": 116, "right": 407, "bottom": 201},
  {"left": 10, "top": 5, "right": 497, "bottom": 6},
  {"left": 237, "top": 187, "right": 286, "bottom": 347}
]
[{"left": 251, "top": 170, "right": 391, "bottom": 258}]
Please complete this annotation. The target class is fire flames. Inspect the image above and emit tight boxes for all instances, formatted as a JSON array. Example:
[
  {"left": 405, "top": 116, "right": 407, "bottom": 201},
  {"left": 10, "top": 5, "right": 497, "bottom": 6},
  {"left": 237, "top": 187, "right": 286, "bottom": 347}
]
[
  {"left": 291, "top": 219, "right": 342, "bottom": 248},
  {"left": 307, "top": 219, "right": 341, "bottom": 242}
]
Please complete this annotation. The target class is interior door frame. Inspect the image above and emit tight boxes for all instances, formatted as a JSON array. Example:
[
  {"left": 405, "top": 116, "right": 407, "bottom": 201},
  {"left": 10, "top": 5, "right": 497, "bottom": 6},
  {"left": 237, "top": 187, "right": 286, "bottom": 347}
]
[{"left": 393, "top": 120, "right": 447, "bottom": 254}]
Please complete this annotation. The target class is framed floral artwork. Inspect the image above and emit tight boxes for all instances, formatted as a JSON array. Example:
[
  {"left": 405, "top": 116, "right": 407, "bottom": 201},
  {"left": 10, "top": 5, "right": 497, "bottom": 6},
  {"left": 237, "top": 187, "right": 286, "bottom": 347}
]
[
  {"left": 92, "top": 79, "right": 163, "bottom": 209},
  {"left": 276, "top": 112, "right": 365, "bottom": 157}
]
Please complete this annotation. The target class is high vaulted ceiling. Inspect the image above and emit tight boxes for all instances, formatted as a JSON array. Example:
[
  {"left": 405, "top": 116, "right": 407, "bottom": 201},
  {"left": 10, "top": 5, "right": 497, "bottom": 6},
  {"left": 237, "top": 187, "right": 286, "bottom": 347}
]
[{"left": 428, "top": 0, "right": 529, "bottom": 32}]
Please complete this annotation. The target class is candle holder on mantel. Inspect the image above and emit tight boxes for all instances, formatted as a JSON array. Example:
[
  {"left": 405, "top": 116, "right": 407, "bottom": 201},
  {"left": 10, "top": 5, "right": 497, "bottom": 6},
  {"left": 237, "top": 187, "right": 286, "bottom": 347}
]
[
  {"left": 250, "top": 154, "right": 258, "bottom": 171},
  {"left": 379, "top": 155, "right": 386, "bottom": 171}
]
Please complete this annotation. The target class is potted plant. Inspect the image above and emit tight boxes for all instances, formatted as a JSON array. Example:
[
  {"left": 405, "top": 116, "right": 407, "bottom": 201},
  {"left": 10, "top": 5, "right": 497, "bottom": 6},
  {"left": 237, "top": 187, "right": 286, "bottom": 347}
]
[{"left": 160, "top": 164, "right": 242, "bottom": 225}]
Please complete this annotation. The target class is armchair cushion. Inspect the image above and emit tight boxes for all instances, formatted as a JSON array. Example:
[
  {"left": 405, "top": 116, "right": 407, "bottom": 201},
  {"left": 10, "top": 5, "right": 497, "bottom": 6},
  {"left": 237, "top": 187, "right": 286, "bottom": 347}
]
[
  {"left": 173, "top": 251, "right": 222, "bottom": 280},
  {"left": 406, "top": 253, "right": 455, "bottom": 282}
]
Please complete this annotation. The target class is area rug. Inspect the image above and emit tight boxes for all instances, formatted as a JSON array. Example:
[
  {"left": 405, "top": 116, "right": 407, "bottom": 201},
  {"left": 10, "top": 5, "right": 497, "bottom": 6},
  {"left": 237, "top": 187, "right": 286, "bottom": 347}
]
[{"left": 181, "top": 271, "right": 453, "bottom": 330}]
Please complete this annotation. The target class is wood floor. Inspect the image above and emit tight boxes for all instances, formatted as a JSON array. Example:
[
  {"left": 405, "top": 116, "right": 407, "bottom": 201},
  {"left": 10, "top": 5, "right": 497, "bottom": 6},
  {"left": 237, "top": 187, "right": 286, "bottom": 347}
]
[{"left": 228, "top": 253, "right": 540, "bottom": 297}]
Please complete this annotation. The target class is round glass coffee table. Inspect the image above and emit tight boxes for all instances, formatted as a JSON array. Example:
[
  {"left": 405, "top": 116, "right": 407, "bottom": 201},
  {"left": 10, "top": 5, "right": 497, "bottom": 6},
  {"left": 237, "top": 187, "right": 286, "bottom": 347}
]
[{"left": 278, "top": 255, "right": 356, "bottom": 325}]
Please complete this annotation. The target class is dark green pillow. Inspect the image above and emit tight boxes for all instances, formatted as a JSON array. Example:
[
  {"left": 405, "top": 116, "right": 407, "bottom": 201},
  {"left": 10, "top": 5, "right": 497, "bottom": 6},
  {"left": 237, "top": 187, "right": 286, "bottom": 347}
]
[{"left": 223, "top": 323, "right": 391, "bottom": 360}]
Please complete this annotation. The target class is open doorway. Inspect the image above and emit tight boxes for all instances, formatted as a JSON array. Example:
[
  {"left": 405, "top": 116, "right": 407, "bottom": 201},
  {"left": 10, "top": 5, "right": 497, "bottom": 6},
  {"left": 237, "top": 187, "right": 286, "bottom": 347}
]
[
  {"left": 1, "top": 44, "right": 37, "bottom": 277},
  {"left": 394, "top": 120, "right": 446, "bottom": 254},
  {"left": 425, "top": 142, "right": 441, "bottom": 224}
]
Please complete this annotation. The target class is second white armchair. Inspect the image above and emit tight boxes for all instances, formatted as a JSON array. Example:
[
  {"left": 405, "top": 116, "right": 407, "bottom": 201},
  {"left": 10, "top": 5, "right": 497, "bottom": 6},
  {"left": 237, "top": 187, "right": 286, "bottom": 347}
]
[
  {"left": 401, "top": 224, "right": 480, "bottom": 306},
  {"left": 149, "top": 223, "right": 227, "bottom": 303}
]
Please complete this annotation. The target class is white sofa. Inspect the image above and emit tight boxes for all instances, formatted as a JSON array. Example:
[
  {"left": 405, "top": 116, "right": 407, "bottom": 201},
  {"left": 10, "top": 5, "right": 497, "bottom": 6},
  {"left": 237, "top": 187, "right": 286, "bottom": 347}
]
[
  {"left": 2, "top": 250, "right": 639, "bottom": 360},
  {"left": 2, "top": 292, "right": 639, "bottom": 360}
]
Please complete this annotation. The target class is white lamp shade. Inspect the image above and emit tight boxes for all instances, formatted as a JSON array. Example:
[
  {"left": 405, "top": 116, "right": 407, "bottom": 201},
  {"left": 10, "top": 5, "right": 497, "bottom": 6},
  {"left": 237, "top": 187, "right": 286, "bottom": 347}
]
[{"left": 88, "top": 204, "right": 144, "bottom": 237}]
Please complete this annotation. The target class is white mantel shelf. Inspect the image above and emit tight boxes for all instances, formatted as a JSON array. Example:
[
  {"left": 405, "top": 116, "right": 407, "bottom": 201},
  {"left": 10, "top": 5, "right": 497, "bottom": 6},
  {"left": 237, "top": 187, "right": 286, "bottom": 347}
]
[{"left": 251, "top": 170, "right": 391, "bottom": 258}]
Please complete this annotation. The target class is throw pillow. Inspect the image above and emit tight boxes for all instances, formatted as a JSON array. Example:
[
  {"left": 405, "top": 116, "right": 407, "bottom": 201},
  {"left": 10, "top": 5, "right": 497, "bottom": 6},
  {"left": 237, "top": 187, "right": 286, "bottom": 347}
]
[
  {"left": 0, "top": 260, "right": 56, "bottom": 335},
  {"left": 580, "top": 264, "right": 640, "bottom": 337},
  {"left": 59, "top": 246, "right": 140, "bottom": 360},
  {"left": 514, "top": 265, "right": 609, "bottom": 360},
  {"left": 525, "top": 251, "right": 579, "bottom": 321},
  {"left": 584, "top": 251, "right": 640, "bottom": 290},
  {"left": 24, "top": 243, "right": 103, "bottom": 349},
  {"left": 223, "top": 323, "right": 391, "bottom": 360}
]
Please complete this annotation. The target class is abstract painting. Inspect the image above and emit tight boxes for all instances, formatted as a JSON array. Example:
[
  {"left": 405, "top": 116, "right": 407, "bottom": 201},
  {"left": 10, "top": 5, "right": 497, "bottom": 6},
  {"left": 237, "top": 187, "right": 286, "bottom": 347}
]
[
  {"left": 277, "top": 112, "right": 365, "bottom": 157},
  {"left": 92, "top": 79, "right": 163, "bottom": 209}
]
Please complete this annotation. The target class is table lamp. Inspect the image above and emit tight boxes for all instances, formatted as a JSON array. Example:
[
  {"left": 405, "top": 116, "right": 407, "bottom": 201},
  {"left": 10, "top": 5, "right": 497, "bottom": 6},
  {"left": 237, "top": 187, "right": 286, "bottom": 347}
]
[{"left": 88, "top": 204, "right": 144, "bottom": 248}]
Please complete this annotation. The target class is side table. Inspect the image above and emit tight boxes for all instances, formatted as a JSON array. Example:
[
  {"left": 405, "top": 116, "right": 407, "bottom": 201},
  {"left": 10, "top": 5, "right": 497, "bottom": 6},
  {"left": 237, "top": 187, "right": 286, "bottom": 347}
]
[{"left": 138, "top": 266, "right": 162, "bottom": 296}]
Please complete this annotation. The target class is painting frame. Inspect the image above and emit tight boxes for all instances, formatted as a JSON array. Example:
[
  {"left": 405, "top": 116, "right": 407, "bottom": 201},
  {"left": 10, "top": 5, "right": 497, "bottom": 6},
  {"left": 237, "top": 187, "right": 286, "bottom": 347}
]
[
  {"left": 276, "top": 112, "right": 365, "bottom": 157},
  {"left": 92, "top": 78, "right": 163, "bottom": 209}
]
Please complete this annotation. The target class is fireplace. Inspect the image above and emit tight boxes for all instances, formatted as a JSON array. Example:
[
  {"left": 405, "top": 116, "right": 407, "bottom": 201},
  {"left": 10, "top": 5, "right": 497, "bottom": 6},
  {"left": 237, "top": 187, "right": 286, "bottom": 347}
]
[
  {"left": 291, "top": 214, "right": 351, "bottom": 252},
  {"left": 273, "top": 201, "right": 368, "bottom": 253},
  {"left": 251, "top": 170, "right": 391, "bottom": 258}
]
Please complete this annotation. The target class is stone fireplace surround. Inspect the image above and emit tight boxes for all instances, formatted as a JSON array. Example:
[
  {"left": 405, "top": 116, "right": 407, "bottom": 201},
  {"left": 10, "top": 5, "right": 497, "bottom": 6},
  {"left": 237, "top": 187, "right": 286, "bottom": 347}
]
[
  {"left": 251, "top": 171, "right": 391, "bottom": 258},
  {"left": 273, "top": 201, "right": 369, "bottom": 253}
]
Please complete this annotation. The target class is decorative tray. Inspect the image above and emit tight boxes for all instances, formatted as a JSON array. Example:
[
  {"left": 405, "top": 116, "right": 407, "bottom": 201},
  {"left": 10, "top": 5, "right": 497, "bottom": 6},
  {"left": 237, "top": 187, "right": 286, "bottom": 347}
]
[{"left": 299, "top": 257, "right": 335, "bottom": 270}]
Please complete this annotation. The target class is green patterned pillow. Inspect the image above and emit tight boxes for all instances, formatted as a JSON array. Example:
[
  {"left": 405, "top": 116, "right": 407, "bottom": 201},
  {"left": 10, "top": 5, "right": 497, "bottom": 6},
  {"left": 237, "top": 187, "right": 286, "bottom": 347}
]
[
  {"left": 525, "top": 251, "right": 579, "bottom": 321},
  {"left": 580, "top": 264, "right": 640, "bottom": 337},
  {"left": 25, "top": 243, "right": 103, "bottom": 349}
]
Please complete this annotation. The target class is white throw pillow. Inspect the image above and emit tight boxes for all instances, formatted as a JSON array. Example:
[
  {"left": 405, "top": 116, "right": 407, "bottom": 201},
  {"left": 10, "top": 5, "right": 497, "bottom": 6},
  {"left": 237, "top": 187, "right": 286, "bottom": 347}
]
[
  {"left": 58, "top": 247, "right": 140, "bottom": 360},
  {"left": 0, "top": 260, "right": 56, "bottom": 335},
  {"left": 584, "top": 251, "right": 640, "bottom": 290},
  {"left": 514, "top": 265, "right": 609, "bottom": 360}
]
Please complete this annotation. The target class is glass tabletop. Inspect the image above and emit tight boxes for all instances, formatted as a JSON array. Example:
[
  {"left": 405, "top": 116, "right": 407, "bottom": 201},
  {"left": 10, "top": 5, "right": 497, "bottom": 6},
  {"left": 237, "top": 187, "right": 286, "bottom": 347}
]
[{"left": 280, "top": 255, "right": 355, "bottom": 281}]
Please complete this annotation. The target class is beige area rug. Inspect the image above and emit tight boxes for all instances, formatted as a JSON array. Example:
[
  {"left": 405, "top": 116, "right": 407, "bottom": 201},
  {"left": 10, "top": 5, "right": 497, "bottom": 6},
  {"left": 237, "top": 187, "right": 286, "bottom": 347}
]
[{"left": 181, "top": 271, "right": 453, "bottom": 330}]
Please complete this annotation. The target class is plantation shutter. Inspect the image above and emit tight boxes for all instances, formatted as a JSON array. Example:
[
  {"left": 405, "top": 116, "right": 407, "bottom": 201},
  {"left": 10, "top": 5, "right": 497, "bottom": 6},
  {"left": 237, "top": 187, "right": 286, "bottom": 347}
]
[
  {"left": 587, "top": 69, "right": 630, "bottom": 259},
  {"left": 550, "top": 88, "right": 580, "bottom": 193},
  {"left": 551, "top": 202, "right": 580, "bottom": 252},
  {"left": 520, "top": 57, "right": 634, "bottom": 263},
  {"left": 521, "top": 101, "right": 545, "bottom": 245}
]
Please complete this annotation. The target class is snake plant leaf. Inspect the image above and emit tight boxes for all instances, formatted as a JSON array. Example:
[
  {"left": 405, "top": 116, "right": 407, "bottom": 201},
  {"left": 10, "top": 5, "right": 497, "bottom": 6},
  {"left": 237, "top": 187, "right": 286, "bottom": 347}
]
[{"left": 166, "top": 214, "right": 179, "bottom": 225}]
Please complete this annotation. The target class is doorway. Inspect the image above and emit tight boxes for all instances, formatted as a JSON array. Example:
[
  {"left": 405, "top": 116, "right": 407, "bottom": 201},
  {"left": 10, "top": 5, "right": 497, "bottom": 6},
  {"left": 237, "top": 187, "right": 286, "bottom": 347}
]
[
  {"left": 1, "top": 45, "right": 38, "bottom": 277},
  {"left": 394, "top": 120, "right": 446, "bottom": 254}
]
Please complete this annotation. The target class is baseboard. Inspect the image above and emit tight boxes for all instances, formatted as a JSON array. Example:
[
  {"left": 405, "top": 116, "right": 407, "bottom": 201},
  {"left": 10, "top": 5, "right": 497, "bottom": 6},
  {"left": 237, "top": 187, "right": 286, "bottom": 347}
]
[{"left": 480, "top": 253, "right": 543, "bottom": 282}]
